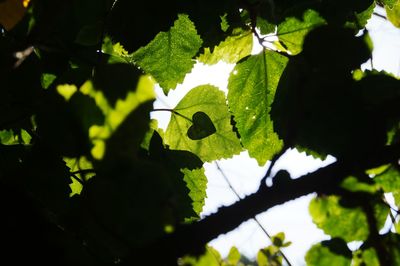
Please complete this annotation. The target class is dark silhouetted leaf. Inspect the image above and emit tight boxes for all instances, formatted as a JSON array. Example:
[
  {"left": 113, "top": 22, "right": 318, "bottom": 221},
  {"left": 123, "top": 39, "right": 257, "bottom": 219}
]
[{"left": 187, "top": 111, "right": 217, "bottom": 140}]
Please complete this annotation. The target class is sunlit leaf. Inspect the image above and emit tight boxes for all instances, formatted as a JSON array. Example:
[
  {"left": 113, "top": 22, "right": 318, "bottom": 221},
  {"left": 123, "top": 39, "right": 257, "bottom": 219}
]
[
  {"left": 386, "top": 1, "right": 400, "bottom": 28},
  {"left": 345, "top": 2, "right": 375, "bottom": 30},
  {"left": 353, "top": 248, "right": 379, "bottom": 266},
  {"left": 383, "top": 0, "right": 399, "bottom": 9},
  {"left": 309, "top": 195, "right": 388, "bottom": 242},
  {"left": 226, "top": 246, "right": 241, "bottom": 265},
  {"left": 257, "top": 245, "right": 281, "bottom": 266},
  {"left": 182, "top": 168, "right": 207, "bottom": 216},
  {"left": 63, "top": 156, "right": 95, "bottom": 196},
  {"left": 340, "top": 176, "right": 377, "bottom": 194},
  {"left": 165, "top": 85, "right": 242, "bottom": 162},
  {"left": 198, "top": 28, "right": 253, "bottom": 65},
  {"left": 132, "top": 14, "right": 202, "bottom": 93},
  {"left": 305, "top": 238, "right": 352, "bottom": 266},
  {"left": 228, "top": 50, "right": 288, "bottom": 165},
  {"left": 277, "top": 9, "right": 325, "bottom": 55},
  {"left": 81, "top": 75, "right": 155, "bottom": 159},
  {"left": 0, "top": 129, "right": 31, "bottom": 145},
  {"left": 56, "top": 84, "right": 77, "bottom": 101},
  {"left": 180, "top": 246, "right": 222, "bottom": 266}
]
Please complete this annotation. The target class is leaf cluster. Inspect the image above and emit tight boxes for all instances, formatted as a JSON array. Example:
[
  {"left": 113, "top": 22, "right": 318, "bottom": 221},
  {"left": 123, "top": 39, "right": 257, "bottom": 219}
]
[{"left": 1, "top": 0, "right": 400, "bottom": 265}]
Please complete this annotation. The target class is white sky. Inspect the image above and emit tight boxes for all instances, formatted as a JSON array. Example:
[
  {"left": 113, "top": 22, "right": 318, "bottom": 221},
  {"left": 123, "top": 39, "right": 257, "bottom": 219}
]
[{"left": 151, "top": 6, "right": 400, "bottom": 266}]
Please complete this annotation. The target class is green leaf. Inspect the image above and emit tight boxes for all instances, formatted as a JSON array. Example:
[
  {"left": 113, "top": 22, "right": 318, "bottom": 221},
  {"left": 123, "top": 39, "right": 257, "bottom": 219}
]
[
  {"left": 131, "top": 14, "right": 202, "bottom": 93},
  {"left": 101, "top": 36, "right": 131, "bottom": 64},
  {"left": 277, "top": 9, "right": 325, "bottom": 55},
  {"left": 271, "top": 232, "right": 286, "bottom": 247},
  {"left": 63, "top": 156, "right": 95, "bottom": 196},
  {"left": 226, "top": 246, "right": 241, "bottom": 265},
  {"left": 309, "top": 195, "right": 388, "bottom": 242},
  {"left": 0, "top": 129, "right": 31, "bottom": 145},
  {"left": 345, "top": 2, "right": 375, "bottom": 30},
  {"left": 227, "top": 50, "right": 288, "bottom": 165},
  {"left": 81, "top": 75, "right": 155, "bottom": 160},
  {"left": 383, "top": 0, "right": 399, "bottom": 9},
  {"left": 182, "top": 168, "right": 207, "bottom": 216},
  {"left": 305, "top": 238, "right": 352, "bottom": 266},
  {"left": 353, "top": 248, "right": 379, "bottom": 266},
  {"left": 340, "top": 176, "right": 377, "bottom": 194},
  {"left": 40, "top": 73, "right": 57, "bottom": 89},
  {"left": 165, "top": 85, "right": 242, "bottom": 162},
  {"left": 374, "top": 166, "right": 400, "bottom": 205},
  {"left": 147, "top": 131, "right": 206, "bottom": 219},
  {"left": 386, "top": 1, "right": 400, "bottom": 28},
  {"left": 257, "top": 17, "right": 276, "bottom": 35},
  {"left": 187, "top": 111, "right": 217, "bottom": 140},
  {"left": 198, "top": 28, "right": 253, "bottom": 65},
  {"left": 257, "top": 245, "right": 282, "bottom": 266},
  {"left": 354, "top": 233, "right": 400, "bottom": 265},
  {"left": 180, "top": 246, "right": 222, "bottom": 266}
]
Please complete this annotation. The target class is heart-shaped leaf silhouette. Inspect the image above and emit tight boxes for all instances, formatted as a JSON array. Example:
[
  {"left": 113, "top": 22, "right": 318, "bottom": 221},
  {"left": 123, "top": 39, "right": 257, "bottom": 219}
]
[{"left": 187, "top": 111, "right": 216, "bottom": 140}]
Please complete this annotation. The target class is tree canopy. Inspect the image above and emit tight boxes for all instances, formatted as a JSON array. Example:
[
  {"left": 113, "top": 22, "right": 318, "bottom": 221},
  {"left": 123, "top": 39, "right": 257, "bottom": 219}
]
[{"left": 1, "top": 0, "right": 400, "bottom": 265}]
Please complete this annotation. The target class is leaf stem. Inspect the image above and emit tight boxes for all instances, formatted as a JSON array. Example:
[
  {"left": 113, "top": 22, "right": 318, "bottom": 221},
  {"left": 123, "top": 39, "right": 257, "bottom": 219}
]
[{"left": 151, "top": 108, "right": 193, "bottom": 122}]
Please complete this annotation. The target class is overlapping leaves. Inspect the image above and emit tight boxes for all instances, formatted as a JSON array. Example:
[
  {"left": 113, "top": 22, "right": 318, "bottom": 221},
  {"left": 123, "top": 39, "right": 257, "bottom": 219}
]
[{"left": 165, "top": 85, "right": 242, "bottom": 162}]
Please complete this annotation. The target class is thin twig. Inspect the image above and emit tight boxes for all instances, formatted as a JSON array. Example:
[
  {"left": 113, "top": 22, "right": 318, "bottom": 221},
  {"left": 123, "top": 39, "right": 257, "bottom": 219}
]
[
  {"left": 259, "top": 148, "right": 287, "bottom": 187},
  {"left": 70, "top": 174, "right": 84, "bottom": 185},
  {"left": 151, "top": 108, "right": 193, "bottom": 122},
  {"left": 215, "top": 162, "right": 293, "bottom": 266},
  {"left": 373, "top": 12, "right": 387, "bottom": 20},
  {"left": 70, "top": 169, "right": 96, "bottom": 176}
]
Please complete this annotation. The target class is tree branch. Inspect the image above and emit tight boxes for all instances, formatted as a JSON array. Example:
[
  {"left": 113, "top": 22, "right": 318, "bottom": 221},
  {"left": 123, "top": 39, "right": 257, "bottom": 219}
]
[{"left": 125, "top": 144, "right": 400, "bottom": 265}]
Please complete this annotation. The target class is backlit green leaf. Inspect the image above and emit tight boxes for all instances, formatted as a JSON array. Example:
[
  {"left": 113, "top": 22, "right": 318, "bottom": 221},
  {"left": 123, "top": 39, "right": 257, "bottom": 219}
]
[
  {"left": 353, "top": 248, "right": 379, "bottom": 266},
  {"left": 257, "top": 245, "right": 281, "bottom": 266},
  {"left": 165, "top": 85, "right": 242, "bottom": 162},
  {"left": 64, "top": 156, "right": 95, "bottom": 196},
  {"left": 386, "top": 1, "right": 400, "bottom": 28},
  {"left": 132, "top": 14, "right": 202, "bottom": 93},
  {"left": 227, "top": 50, "right": 288, "bottom": 165},
  {"left": 309, "top": 195, "right": 388, "bottom": 242},
  {"left": 277, "top": 9, "right": 325, "bottom": 55},
  {"left": 345, "top": 3, "right": 375, "bottom": 30},
  {"left": 180, "top": 246, "right": 222, "bottom": 266},
  {"left": 374, "top": 166, "right": 400, "bottom": 192},
  {"left": 305, "top": 238, "right": 352, "bottom": 266},
  {"left": 384, "top": 0, "right": 399, "bottom": 9},
  {"left": 226, "top": 246, "right": 241, "bottom": 265},
  {"left": 198, "top": 28, "right": 253, "bottom": 65},
  {"left": 81, "top": 75, "right": 155, "bottom": 160},
  {"left": 182, "top": 167, "right": 207, "bottom": 216}
]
